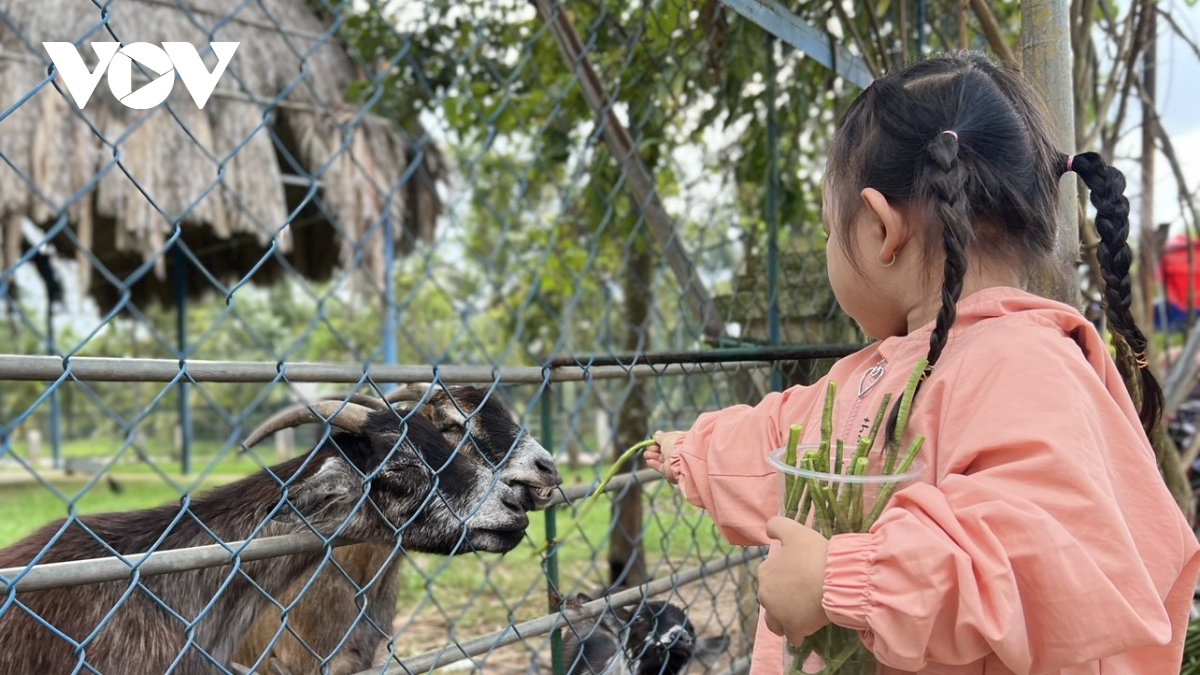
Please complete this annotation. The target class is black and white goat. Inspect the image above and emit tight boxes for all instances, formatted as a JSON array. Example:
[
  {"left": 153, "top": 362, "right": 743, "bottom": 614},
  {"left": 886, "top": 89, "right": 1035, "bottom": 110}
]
[
  {"left": 0, "top": 396, "right": 537, "bottom": 675},
  {"left": 231, "top": 384, "right": 562, "bottom": 675},
  {"left": 561, "top": 593, "right": 730, "bottom": 675}
]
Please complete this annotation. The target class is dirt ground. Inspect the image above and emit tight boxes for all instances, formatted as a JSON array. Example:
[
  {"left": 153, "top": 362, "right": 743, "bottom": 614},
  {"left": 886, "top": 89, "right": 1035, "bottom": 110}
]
[{"left": 381, "top": 564, "right": 759, "bottom": 674}]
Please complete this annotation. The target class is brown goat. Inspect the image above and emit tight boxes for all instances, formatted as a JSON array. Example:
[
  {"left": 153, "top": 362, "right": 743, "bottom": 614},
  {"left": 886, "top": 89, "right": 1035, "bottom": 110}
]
[
  {"left": 229, "top": 384, "right": 561, "bottom": 675},
  {"left": 0, "top": 399, "right": 533, "bottom": 675}
]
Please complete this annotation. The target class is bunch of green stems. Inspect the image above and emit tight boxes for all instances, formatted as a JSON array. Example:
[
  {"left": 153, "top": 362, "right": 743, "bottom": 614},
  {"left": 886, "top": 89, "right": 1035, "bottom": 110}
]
[{"left": 781, "top": 358, "right": 927, "bottom": 536}]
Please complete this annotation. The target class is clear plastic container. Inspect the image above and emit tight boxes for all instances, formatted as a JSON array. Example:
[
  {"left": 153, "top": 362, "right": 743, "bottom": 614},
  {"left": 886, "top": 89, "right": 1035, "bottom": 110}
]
[{"left": 767, "top": 444, "right": 925, "bottom": 675}]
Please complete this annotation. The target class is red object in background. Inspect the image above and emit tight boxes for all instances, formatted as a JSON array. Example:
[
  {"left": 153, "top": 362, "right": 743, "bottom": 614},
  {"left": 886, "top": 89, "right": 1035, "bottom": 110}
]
[{"left": 1161, "top": 235, "right": 1200, "bottom": 310}]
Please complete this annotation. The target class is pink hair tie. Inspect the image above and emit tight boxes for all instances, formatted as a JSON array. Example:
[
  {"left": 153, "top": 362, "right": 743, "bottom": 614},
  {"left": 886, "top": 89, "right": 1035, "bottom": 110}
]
[
  {"left": 1066, "top": 154, "right": 1074, "bottom": 172},
  {"left": 942, "top": 130, "right": 958, "bottom": 140}
]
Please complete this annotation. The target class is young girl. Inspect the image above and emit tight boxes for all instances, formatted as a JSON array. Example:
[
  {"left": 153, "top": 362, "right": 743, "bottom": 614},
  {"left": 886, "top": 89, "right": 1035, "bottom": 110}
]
[{"left": 644, "top": 52, "right": 1200, "bottom": 674}]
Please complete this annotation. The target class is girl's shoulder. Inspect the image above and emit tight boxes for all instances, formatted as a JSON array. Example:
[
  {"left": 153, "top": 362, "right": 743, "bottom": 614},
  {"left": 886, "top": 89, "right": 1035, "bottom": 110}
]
[
  {"left": 933, "top": 296, "right": 1120, "bottom": 412},
  {"left": 952, "top": 288, "right": 1108, "bottom": 369},
  {"left": 879, "top": 287, "right": 1104, "bottom": 382}
]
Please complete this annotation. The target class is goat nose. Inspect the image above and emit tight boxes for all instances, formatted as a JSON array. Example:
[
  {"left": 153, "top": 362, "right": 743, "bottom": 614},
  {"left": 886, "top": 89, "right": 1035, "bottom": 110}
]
[{"left": 534, "top": 456, "right": 559, "bottom": 477}]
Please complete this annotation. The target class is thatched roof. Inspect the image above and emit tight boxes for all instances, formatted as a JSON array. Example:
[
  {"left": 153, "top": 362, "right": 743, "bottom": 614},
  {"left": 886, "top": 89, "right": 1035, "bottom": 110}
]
[{"left": 0, "top": 0, "right": 443, "bottom": 312}]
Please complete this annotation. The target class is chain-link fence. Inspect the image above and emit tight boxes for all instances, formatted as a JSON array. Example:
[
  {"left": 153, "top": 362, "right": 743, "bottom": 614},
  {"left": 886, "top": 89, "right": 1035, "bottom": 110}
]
[{"left": 0, "top": 0, "right": 870, "bottom": 672}]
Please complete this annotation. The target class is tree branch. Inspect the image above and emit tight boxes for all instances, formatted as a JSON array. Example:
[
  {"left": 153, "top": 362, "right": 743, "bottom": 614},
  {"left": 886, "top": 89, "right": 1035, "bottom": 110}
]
[
  {"left": 1134, "top": 82, "right": 1200, "bottom": 261},
  {"left": 1100, "top": 0, "right": 1149, "bottom": 159},
  {"left": 530, "top": 0, "right": 729, "bottom": 341},
  {"left": 830, "top": 2, "right": 883, "bottom": 78},
  {"left": 1072, "top": 0, "right": 1098, "bottom": 112},
  {"left": 968, "top": 0, "right": 1015, "bottom": 63},
  {"left": 958, "top": 0, "right": 968, "bottom": 50},
  {"left": 864, "top": 1, "right": 893, "bottom": 73},
  {"left": 1081, "top": 0, "right": 1141, "bottom": 152},
  {"left": 1158, "top": 6, "right": 1200, "bottom": 63}
]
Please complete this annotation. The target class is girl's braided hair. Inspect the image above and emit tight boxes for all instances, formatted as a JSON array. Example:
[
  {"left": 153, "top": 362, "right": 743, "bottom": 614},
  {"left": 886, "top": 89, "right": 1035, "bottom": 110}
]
[{"left": 824, "top": 51, "right": 1162, "bottom": 448}]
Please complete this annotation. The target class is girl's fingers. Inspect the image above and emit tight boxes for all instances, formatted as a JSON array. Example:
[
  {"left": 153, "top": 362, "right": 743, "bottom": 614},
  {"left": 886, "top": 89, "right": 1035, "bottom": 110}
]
[
  {"left": 764, "top": 612, "right": 785, "bottom": 638},
  {"left": 644, "top": 446, "right": 663, "bottom": 471}
]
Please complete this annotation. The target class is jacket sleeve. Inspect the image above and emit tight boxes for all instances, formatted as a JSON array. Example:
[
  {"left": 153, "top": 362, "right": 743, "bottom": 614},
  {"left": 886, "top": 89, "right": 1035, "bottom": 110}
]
[
  {"left": 820, "top": 332, "right": 1196, "bottom": 673},
  {"left": 668, "top": 385, "right": 814, "bottom": 547}
]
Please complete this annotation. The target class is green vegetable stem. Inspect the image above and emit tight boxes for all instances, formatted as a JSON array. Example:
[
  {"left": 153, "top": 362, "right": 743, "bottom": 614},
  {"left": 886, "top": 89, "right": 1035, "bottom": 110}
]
[{"left": 537, "top": 438, "right": 656, "bottom": 555}]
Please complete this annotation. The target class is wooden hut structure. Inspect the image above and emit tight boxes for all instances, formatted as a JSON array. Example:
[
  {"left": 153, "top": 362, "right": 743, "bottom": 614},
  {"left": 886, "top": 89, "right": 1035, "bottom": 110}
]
[{"left": 0, "top": 0, "right": 443, "bottom": 312}]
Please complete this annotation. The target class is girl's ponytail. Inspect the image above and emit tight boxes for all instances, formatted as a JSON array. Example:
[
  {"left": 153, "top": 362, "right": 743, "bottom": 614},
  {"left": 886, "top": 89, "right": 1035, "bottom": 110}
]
[
  {"left": 1065, "top": 152, "right": 1164, "bottom": 435},
  {"left": 883, "top": 129, "right": 973, "bottom": 451}
]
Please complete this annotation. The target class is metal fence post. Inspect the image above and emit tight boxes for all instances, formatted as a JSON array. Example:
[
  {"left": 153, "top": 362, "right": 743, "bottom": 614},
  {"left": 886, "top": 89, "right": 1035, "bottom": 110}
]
[
  {"left": 765, "top": 35, "right": 783, "bottom": 394},
  {"left": 541, "top": 387, "right": 565, "bottom": 675},
  {"left": 45, "top": 296, "right": 60, "bottom": 470},
  {"left": 174, "top": 242, "right": 191, "bottom": 476},
  {"left": 382, "top": 213, "right": 398, "bottom": 380}
]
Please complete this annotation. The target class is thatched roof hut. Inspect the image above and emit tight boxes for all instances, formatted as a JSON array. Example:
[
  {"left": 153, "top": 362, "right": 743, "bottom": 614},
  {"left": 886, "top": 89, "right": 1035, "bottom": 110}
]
[{"left": 0, "top": 0, "right": 443, "bottom": 312}]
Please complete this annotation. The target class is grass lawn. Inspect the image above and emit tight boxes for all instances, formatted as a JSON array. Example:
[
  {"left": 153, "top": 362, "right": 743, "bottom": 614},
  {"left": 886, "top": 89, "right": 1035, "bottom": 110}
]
[{"left": 0, "top": 451, "right": 741, "bottom": 654}]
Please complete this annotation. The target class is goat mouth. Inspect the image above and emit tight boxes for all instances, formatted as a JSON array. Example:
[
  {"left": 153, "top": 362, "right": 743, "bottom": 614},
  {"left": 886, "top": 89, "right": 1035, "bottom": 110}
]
[
  {"left": 534, "top": 486, "right": 557, "bottom": 501},
  {"left": 468, "top": 527, "right": 527, "bottom": 552},
  {"left": 512, "top": 484, "right": 559, "bottom": 511}
]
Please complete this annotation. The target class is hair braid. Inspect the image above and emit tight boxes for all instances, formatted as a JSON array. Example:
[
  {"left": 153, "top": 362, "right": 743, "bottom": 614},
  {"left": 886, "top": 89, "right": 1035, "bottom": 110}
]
[
  {"left": 884, "top": 131, "right": 972, "bottom": 450},
  {"left": 1066, "top": 152, "right": 1164, "bottom": 434}
]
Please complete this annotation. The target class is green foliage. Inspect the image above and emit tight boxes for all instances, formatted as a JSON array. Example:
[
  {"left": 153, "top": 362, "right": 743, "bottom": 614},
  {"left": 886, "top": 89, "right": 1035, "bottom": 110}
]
[{"left": 1184, "top": 618, "right": 1200, "bottom": 675}]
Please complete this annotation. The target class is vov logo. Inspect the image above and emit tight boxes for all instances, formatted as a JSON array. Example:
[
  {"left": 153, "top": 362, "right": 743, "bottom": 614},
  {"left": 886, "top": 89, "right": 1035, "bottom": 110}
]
[{"left": 42, "top": 42, "right": 239, "bottom": 110}]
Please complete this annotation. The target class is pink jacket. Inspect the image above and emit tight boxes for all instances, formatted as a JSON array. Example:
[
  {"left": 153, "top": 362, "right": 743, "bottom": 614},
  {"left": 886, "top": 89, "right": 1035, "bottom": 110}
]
[{"left": 668, "top": 287, "right": 1200, "bottom": 674}]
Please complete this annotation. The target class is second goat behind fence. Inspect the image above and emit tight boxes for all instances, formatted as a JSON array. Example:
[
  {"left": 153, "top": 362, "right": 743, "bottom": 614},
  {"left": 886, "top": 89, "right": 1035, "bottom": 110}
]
[
  {"left": 0, "top": 397, "right": 537, "bottom": 675},
  {"left": 561, "top": 592, "right": 730, "bottom": 675}
]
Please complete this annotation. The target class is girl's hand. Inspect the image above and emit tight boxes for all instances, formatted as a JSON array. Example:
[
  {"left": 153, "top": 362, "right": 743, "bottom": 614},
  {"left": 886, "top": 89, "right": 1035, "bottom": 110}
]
[
  {"left": 644, "top": 430, "right": 685, "bottom": 484},
  {"left": 759, "top": 517, "right": 833, "bottom": 644}
]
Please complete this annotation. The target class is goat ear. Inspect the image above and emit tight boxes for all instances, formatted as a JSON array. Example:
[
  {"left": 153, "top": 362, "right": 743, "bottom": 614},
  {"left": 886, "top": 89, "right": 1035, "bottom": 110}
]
[
  {"left": 273, "top": 457, "right": 360, "bottom": 526},
  {"left": 613, "top": 603, "right": 637, "bottom": 625},
  {"left": 392, "top": 385, "right": 466, "bottom": 431},
  {"left": 429, "top": 396, "right": 468, "bottom": 434},
  {"left": 693, "top": 635, "right": 731, "bottom": 666}
]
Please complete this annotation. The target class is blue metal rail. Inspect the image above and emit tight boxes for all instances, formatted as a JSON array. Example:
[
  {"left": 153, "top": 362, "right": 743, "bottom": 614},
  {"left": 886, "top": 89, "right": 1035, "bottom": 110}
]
[{"left": 718, "top": 0, "right": 875, "bottom": 88}]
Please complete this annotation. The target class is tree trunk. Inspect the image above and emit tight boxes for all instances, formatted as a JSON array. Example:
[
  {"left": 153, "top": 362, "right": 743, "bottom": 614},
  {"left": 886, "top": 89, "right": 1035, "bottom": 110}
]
[
  {"left": 1022, "top": 0, "right": 1081, "bottom": 307},
  {"left": 1137, "top": 8, "right": 1158, "bottom": 363},
  {"left": 1133, "top": 8, "right": 1191, "bottom": 524},
  {"left": 608, "top": 235, "right": 652, "bottom": 590}
]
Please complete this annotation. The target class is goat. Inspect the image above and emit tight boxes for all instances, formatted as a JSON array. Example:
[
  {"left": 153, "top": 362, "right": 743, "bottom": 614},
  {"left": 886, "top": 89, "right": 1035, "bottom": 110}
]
[
  {"left": 0, "top": 399, "right": 532, "bottom": 675},
  {"left": 560, "top": 592, "right": 730, "bottom": 675},
  {"left": 230, "top": 384, "right": 562, "bottom": 675}
]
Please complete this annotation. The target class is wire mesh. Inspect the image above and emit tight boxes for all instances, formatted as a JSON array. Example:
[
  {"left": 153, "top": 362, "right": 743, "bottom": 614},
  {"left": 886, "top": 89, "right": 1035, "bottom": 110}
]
[{"left": 0, "top": 0, "right": 868, "bottom": 672}]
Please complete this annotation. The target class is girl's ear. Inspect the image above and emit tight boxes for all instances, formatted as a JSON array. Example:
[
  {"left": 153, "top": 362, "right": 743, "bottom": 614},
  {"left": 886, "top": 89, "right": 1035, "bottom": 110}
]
[{"left": 859, "top": 188, "right": 911, "bottom": 265}]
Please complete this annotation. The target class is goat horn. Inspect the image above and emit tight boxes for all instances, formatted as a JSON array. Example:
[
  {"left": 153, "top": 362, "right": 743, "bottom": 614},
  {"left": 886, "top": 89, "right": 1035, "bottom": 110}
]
[
  {"left": 321, "top": 393, "right": 390, "bottom": 412},
  {"left": 384, "top": 382, "right": 435, "bottom": 405},
  {"left": 243, "top": 401, "right": 375, "bottom": 448}
]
